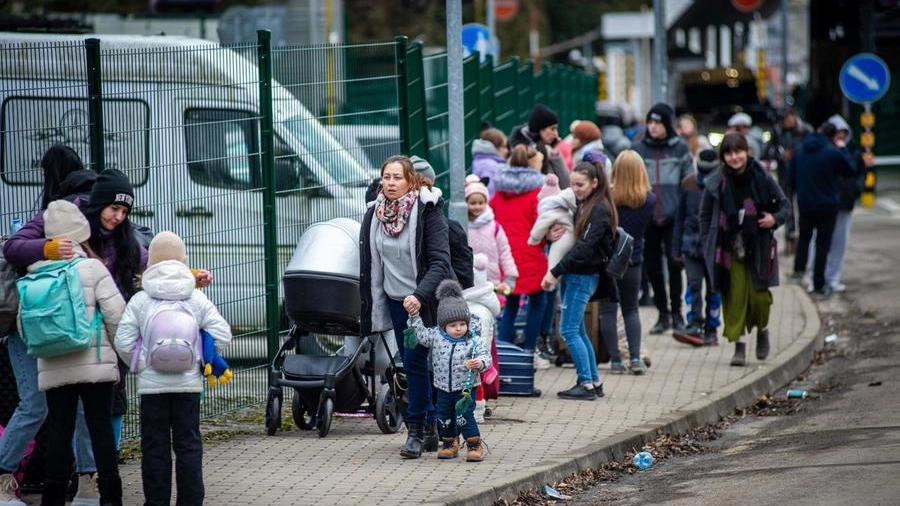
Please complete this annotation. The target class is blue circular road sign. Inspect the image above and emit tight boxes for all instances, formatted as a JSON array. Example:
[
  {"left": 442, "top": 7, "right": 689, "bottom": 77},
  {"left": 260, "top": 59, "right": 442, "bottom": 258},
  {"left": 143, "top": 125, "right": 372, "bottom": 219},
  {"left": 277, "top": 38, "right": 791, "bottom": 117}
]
[
  {"left": 461, "top": 23, "right": 499, "bottom": 62},
  {"left": 839, "top": 53, "right": 891, "bottom": 104}
]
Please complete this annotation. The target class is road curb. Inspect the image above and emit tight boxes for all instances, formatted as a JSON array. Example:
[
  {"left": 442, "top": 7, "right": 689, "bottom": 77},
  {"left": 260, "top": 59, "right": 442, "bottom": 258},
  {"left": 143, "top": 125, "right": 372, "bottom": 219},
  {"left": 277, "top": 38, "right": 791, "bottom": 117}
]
[{"left": 444, "top": 283, "right": 822, "bottom": 506}]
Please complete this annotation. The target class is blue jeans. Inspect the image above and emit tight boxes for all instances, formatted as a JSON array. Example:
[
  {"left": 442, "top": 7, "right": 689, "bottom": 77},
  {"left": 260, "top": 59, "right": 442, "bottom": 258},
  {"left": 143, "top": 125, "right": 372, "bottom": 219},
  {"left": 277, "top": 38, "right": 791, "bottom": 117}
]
[
  {"left": 558, "top": 274, "right": 600, "bottom": 385},
  {"left": 434, "top": 390, "right": 479, "bottom": 440},
  {"left": 0, "top": 334, "right": 96, "bottom": 473},
  {"left": 388, "top": 298, "right": 434, "bottom": 426},
  {"left": 497, "top": 291, "right": 547, "bottom": 351}
]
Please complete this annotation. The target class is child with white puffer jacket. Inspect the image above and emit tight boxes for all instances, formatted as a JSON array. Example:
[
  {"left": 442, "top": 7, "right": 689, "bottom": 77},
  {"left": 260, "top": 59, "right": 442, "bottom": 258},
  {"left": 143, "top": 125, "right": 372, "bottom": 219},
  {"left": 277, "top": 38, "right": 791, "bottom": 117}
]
[
  {"left": 114, "top": 231, "right": 231, "bottom": 506},
  {"left": 528, "top": 173, "right": 577, "bottom": 281},
  {"left": 463, "top": 254, "right": 502, "bottom": 422}
]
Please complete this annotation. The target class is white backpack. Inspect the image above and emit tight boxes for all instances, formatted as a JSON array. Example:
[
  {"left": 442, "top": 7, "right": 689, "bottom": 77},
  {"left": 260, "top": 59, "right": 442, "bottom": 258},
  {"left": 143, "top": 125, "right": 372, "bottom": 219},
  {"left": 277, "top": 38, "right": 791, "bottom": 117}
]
[{"left": 135, "top": 299, "right": 200, "bottom": 374}]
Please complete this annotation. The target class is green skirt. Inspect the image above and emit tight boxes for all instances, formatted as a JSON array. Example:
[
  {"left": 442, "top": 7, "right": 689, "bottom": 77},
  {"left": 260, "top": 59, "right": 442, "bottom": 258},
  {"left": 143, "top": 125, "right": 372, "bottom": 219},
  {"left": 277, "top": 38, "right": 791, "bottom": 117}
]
[{"left": 722, "top": 259, "right": 773, "bottom": 342}]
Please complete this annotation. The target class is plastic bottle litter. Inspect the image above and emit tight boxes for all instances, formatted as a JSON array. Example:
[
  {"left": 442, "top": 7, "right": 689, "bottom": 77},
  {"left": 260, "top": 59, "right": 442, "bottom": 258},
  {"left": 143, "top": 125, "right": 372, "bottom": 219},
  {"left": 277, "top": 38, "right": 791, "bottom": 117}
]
[
  {"left": 786, "top": 389, "right": 808, "bottom": 399},
  {"left": 633, "top": 450, "right": 654, "bottom": 470},
  {"left": 9, "top": 216, "right": 22, "bottom": 235}
]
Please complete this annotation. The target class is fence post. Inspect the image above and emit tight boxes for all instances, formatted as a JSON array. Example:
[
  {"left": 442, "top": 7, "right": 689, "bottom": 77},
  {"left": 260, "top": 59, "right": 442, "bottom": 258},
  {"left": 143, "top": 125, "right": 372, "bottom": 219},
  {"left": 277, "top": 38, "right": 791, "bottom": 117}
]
[
  {"left": 257, "top": 29, "right": 280, "bottom": 363},
  {"left": 395, "top": 36, "right": 411, "bottom": 154},
  {"left": 84, "top": 39, "right": 105, "bottom": 173}
]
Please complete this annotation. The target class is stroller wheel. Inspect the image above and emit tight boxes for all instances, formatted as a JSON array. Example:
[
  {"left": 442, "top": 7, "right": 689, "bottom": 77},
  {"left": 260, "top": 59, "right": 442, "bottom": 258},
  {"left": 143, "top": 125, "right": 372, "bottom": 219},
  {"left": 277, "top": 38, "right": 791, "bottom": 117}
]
[
  {"left": 291, "top": 391, "right": 316, "bottom": 430},
  {"left": 265, "top": 390, "right": 282, "bottom": 436},
  {"left": 375, "top": 383, "right": 403, "bottom": 434},
  {"left": 317, "top": 397, "right": 334, "bottom": 438}
]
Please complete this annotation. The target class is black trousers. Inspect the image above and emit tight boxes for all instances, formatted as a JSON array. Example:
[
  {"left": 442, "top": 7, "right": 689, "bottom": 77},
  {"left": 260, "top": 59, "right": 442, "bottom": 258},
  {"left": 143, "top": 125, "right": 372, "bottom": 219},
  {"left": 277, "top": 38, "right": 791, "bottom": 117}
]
[
  {"left": 43, "top": 382, "right": 120, "bottom": 506},
  {"left": 793, "top": 209, "right": 838, "bottom": 291},
  {"left": 140, "top": 393, "right": 203, "bottom": 506},
  {"left": 644, "top": 221, "right": 683, "bottom": 316}
]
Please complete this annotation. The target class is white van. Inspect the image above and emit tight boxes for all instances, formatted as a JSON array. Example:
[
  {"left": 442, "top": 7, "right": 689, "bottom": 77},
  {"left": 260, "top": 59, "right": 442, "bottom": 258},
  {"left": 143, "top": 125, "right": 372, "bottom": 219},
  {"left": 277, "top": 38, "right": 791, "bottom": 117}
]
[{"left": 0, "top": 33, "right": 372, "bottom": 332}]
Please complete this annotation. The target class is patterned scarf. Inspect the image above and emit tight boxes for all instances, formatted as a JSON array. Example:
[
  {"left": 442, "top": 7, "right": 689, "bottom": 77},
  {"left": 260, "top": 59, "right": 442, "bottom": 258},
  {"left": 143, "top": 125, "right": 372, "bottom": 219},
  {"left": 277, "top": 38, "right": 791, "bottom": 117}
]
[{"left": 374, "top": 189, "right": 418, "bottom": 237}]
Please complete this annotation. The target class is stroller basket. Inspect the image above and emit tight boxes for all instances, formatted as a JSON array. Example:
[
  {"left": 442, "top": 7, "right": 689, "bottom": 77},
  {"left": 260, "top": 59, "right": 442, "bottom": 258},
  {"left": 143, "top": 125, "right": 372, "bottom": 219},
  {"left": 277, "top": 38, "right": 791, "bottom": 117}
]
[{"left": 283, "top": 354, "right": 367, "bottom": 414}]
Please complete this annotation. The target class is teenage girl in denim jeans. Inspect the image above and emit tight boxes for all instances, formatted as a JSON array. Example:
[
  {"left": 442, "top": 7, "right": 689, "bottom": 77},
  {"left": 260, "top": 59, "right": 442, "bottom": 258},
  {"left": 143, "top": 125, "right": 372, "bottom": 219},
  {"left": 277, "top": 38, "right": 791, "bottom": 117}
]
[{"left": 541, "top": 161, "right": 618, "bottom": 401}]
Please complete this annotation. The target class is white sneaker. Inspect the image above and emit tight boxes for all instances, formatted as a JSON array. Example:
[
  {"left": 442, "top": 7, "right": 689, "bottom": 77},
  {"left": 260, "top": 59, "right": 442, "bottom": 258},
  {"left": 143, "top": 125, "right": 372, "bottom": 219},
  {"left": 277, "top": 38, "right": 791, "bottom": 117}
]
[
  {"left": 533, "top": 351, "right": 551, "bottom": 370},
  {"left": 71, "top": 473, "right": 100, "bottom": 506},
  {"left": 0, "top": 474, "right": 26, "bottom": 506},
  {"left": 832, "top": 283, "right": 847, "bottom": 293}
]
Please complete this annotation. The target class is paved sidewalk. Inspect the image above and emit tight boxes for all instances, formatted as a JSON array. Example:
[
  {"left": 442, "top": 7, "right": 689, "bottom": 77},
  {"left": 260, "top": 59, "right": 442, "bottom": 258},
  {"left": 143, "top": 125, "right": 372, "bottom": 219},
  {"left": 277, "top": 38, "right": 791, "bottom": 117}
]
[{"left": 113, "top": 275, "right": 820, "bottom": 506}]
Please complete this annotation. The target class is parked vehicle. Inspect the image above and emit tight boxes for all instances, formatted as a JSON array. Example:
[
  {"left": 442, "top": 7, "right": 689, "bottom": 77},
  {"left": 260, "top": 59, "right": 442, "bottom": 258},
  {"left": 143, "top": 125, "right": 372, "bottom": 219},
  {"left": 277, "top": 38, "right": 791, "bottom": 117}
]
[
  {"left": 326, "top": 124, "right": 402, "bottom": 173},
  {"left": 0, "top": 33, "right": 370, "bottom": 331}
]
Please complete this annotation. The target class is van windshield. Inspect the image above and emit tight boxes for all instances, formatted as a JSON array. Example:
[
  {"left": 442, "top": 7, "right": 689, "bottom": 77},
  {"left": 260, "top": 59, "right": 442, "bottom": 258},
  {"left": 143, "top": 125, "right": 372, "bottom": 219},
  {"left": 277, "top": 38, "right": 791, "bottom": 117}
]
[{"left": 283, "top": 116, "right": 374, "bottom": 187}]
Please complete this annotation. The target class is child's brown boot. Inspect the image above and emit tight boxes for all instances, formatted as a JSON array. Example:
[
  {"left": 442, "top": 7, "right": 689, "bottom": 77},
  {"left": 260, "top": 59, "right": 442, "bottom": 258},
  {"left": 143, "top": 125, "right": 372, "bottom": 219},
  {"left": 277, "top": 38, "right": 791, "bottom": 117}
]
[
  {"left": 465, "top": 436, "right": 483, "bottom": 462},
  {"left": 437, "top": 437, "right": 460, "bottom": 459}
]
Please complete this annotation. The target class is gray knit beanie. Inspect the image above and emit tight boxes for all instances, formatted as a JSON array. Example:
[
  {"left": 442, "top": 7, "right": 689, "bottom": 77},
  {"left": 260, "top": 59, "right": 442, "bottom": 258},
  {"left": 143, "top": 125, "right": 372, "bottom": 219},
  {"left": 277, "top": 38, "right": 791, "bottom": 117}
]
[{"left": 435, "top": 279, "right": 470, "bottom": 329}]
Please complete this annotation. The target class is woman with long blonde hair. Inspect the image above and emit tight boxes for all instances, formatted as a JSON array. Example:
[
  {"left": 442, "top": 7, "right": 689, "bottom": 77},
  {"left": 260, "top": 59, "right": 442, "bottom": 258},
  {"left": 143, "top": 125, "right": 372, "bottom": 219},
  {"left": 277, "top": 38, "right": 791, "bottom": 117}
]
[{"left": 599, "top": 150, "right": 657, "bottom": 375}]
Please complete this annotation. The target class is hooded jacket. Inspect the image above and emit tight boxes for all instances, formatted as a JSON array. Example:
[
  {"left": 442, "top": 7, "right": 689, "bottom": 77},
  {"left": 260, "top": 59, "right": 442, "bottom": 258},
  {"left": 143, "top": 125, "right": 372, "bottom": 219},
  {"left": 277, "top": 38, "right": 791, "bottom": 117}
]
[
  {"left": 788, "top": 133, "right": 855, "bottom": 214},
  {"left": 408, "top": 314, "right": 490, "bottom": 393},
  {"left": 29, "top": 247, "right": 126, "bottom": 391},
  {"left": 360, "top": 186, "right": 452, "bottom": 334},
  {"left": 632, "top": 134, "right": 693, "bottom": 226},
  {"left": 489, "top": 166, "right": 547, "bottom": 294},
  {"left": 467, "top": 207, "right": 518, "bottom": 288},
  {"left": 508, "top": 123, "right": 570, "bottom": 189},
  {"left": 470, "top": 139, "right": 509, "bottom": 196},
  {"left": 114, "top": 260, "right": 232, "bottom": 394}
]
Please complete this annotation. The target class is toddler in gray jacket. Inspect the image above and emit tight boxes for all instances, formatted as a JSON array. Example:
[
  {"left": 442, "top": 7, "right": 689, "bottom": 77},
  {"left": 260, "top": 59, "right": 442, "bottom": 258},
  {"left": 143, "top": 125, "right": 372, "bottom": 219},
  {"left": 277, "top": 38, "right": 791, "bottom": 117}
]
[{"left": 407, "top": 279, "right": 490, "bottom": 462}]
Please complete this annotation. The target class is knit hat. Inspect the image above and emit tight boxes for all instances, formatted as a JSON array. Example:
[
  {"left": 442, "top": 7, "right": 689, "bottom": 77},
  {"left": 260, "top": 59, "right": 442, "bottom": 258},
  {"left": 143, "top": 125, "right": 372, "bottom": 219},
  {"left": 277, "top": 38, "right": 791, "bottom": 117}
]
[
  {"left": 464, "top": 174, "right": 489, "bottom": 202},
  {"left": 582, "top": 149, "right": 608, "bottom": 167},
  {"left": 696, "top": 149, "right": 719, "bottom": 175},
  {"left": 436, "top": 279, "right": 470, "bottom": 329},
  {"left": 727, "top": 112, "right": 753, "bottom": 128},
  {"left": 86, "top": 168, "right": 134, "bottom": 214},
  {"left": 409, "top": 155, "right": 436, "bottom": 182},
  {"left": 44, "top": 199, "right": 90, "bottom": 243},
  {"left": 645, "top": 103, "right": 675, "bottom": 138},
  {"left": 148, "top": 231, "right": 187, "bottom": 266},
  {"left": 528, "top": 104, "right": 559, "bottom": 134},
  {"left": 570, "top": 120, "right": 601, "bottom": 145}
]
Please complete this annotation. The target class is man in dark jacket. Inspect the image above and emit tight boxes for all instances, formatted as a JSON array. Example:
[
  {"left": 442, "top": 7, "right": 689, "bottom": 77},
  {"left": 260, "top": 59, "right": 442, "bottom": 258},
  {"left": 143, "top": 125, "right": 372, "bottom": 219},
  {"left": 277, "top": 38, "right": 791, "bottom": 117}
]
[
  {"left": 787, "top": 122, "right": 855, "bottom": 296},
  {"left": 632, "top": 103, "right": 694, "bottom": 333}
]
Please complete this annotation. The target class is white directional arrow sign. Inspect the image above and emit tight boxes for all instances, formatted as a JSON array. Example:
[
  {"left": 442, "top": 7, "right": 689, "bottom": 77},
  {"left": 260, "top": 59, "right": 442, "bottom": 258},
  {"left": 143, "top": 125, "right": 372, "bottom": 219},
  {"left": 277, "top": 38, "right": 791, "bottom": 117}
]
[
  {"left": 840, "top": 53, "right": 890, "bottom": 104},
  {"left": 847, "top": 64, "right": 881, "bottom": 91}
]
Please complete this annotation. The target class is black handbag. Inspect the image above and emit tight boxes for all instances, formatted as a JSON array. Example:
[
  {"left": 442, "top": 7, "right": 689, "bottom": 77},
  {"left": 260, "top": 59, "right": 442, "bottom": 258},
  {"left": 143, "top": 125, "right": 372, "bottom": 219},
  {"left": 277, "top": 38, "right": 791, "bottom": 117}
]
[{"left": 605, "top": 227, "right": 634, "bottom": 280}]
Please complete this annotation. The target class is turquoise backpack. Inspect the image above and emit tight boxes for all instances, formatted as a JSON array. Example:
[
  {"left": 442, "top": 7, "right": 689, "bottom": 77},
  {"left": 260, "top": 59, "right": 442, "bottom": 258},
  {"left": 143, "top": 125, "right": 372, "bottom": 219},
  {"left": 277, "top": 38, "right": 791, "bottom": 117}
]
[{"left": 16, "top": 258, "right": 103, "bottom": 360}]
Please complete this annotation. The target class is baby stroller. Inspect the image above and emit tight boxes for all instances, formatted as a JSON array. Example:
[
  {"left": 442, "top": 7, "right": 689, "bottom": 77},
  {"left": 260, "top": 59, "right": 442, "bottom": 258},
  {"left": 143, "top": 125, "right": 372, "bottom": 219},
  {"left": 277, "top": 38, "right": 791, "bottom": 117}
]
[{"left": 264, "top": 218, "right": 404, "bottom": 437}]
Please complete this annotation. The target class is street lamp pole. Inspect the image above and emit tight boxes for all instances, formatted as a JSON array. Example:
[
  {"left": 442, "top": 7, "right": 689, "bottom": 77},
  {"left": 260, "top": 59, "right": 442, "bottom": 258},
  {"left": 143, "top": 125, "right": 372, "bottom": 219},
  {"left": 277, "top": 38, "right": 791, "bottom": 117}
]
[{"left": 652, "top": 0, "right": 668, "bottom": 104}]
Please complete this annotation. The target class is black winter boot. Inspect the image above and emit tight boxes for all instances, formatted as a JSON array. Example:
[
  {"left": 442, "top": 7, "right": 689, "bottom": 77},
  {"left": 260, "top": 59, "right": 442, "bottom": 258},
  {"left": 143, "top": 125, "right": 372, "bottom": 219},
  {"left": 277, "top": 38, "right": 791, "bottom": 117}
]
[
  {"left": 41, "top": 480, "right": 69, "bottom": 506},
  {"left": 730, "top": 342, "right": 747, "bottom": 366},
  {"left": 97, "top": 475, "right": 123, "bottom": 506},
  {"left": 423, "top": 420, "right": 439, "bottom": 452},
  {"left": 756, "top": 328, "right": 770, "bottom": 360},
  {"left": 649, "top": 314, "right": 671, "bottom": 334},
  {"left": 400, "top": 423, "right": 425, "bottom": 459}
]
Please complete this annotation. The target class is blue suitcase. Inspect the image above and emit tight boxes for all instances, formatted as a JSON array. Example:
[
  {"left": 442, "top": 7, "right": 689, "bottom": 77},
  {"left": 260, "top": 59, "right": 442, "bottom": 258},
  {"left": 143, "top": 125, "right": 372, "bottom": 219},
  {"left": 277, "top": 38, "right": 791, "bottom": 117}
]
[{"left": 496, "top": 342, "right": 541, "bottom": 397}]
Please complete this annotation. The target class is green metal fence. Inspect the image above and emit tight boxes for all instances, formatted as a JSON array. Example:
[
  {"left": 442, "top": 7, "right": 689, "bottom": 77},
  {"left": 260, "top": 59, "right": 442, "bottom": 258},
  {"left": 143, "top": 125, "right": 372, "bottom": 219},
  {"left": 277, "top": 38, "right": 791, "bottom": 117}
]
[{"left": 0, "top": 30, "right": 596, "bottom": 439}]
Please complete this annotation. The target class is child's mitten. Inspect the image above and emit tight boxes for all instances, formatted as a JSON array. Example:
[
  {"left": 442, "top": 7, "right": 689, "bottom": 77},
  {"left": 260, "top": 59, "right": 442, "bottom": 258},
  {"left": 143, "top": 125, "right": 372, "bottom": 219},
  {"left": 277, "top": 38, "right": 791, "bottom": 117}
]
[{"left": 403, "top": 326, "right": 418, "bottom": 350}]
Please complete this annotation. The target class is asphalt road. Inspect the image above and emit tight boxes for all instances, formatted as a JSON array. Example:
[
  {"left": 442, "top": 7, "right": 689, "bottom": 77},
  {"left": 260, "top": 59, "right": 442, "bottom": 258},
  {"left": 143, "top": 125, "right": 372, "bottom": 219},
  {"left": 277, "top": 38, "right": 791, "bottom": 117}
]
[{"left": 568, "top": 200, "right": 900, "bottom": 506}]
